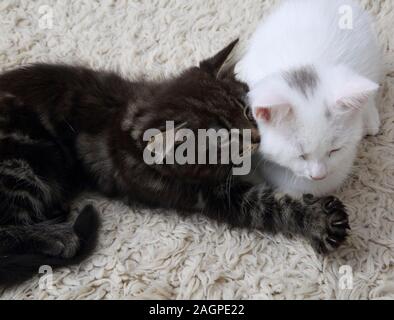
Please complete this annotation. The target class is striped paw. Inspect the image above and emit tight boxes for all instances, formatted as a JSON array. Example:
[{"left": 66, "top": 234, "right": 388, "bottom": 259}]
[{"left": 303, "top": 195, "right": 350, "bottom": 254}]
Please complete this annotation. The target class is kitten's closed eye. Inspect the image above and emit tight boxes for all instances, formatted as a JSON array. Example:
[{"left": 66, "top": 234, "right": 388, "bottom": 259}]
[
  {"left": 299, "top": 154, "right": 308, "bottom": 161},
  {"left": 329, "top": 148, "right": 341, "bottom": 157},
  {"left": 299, "top": 148, "right": 342, "bottom": 160}
]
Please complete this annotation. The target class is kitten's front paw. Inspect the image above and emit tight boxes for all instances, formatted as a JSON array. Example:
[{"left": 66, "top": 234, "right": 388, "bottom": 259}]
[{"left": 303, "top": 195, "right": 350, "bottom": 254}]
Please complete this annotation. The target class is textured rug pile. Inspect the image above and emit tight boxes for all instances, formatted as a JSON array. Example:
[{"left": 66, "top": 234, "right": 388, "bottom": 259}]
[{"left": 0, "top": 0, "right": 393, "bottom": 300}]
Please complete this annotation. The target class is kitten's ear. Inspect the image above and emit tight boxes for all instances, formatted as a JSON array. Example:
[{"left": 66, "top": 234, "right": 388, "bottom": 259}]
[
  {"left": 332, "top": 66, "right": 379, "bottom": 112},
  {"left": 254, "top": 105, "right": 292, "bottom": 124},
  {"left": 199, "top": 39, "right": 239, "bottom": 77},
  {"left": 248, "top": 79, "right": 293, "bottom": 124}
]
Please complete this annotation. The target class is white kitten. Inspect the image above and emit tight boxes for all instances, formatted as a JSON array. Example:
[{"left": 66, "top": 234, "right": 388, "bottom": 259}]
[{"left": 236, "top": 0, "right": 383, "bottom": 198}]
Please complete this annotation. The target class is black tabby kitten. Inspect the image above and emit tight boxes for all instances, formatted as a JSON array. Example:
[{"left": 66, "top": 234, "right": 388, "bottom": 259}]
[{"left": 0, "top": 40, "right": 349, "bottom": 286}]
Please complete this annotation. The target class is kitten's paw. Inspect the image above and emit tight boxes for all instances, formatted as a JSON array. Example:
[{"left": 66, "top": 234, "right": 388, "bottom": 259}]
[
  {"left": 0, "top": 225, "right": 80, "bottom": 258},
  {"left": 303, "top": 195, "right": 350, "bottom": 254},
  {"left": 39, "top": 228, "right": 80, "bottom": 258}
]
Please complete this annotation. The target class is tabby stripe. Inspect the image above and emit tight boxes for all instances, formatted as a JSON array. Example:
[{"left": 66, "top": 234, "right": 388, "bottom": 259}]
[
  {"left": 0, "top": 188, "right": 45, "bottom": 219},
  {"left": 0, "top": 173, "right": 47, "bottom": 202},
  {"left": 0, "top": 160, "right": 54, "bottom": 204}
]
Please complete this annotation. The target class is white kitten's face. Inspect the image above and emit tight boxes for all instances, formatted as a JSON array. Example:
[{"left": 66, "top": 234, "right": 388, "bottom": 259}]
[
  {"left": 249, "top": 65, "right": 378, "bottom": 181},
  {"left": 259, "top": 102, "right": 363, "bottom": 181}
]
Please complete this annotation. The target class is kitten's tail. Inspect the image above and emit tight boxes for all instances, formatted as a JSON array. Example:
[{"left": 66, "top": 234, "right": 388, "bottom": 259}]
[{"left": 0, "top": 205, "right": 100, "bottom": 288}]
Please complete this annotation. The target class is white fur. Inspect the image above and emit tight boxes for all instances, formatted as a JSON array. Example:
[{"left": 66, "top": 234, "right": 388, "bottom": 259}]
[{"left": 237, "top": 0, "right": 384, "bottom": 197}]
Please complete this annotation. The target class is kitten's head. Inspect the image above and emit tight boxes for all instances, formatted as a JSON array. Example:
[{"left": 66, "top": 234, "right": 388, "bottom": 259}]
[
  {"left": 133, "top": 40, "right": 260, "bottom": 182},
  {"left": 248, "top": 64, "right": 379, "bottom": 181}
]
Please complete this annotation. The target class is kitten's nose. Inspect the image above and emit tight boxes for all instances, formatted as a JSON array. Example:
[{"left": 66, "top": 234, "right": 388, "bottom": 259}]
[
  {"left": 309, "top": 162, "right": 328, "bottom": 181},
  {"left": 310, "top": 174, "right": 327, "bottom": 181}
]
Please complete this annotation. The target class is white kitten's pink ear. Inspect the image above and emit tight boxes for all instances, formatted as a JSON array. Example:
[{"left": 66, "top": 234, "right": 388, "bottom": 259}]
[
  {"left": 248, "top": 80, "right": 293, "bottom": 124},
  {"left": 253, "top": 104, "right": 293, "bottom": 124},
  {"left": 332, "top": 66, "right": 379, "bottom": 112}
]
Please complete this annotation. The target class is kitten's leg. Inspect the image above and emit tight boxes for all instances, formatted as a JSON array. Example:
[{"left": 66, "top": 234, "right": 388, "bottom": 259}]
[
  {"left": 363, "top": 95, "right": 380, "bottom": 137},
  {"left": 0, "top": 220, "right": 79, "bottom": 258},
  {"left": 126, "top": 174, "right": 349, "bottom": 253},
  {"left": 0, "top": 205, "right": 99, "bottom": 258},
  {"left": 201, "top": 182, "right": 349, "bottom": 254}
]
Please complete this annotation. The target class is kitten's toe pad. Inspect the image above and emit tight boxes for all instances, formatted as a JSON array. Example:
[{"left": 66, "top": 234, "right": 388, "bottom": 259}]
[{"left": 304, "top": 196, "right": 350, "bottom": 254}]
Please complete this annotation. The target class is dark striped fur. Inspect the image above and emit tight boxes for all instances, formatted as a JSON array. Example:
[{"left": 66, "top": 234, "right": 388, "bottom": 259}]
[{"left": 0, "top": 41, "right": 349, "bottom": 287}]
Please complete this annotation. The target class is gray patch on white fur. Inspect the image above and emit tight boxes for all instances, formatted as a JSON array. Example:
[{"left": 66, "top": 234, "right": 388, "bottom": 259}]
[{"left": 283, "top": 66, "right": 319, "bottom": 98}]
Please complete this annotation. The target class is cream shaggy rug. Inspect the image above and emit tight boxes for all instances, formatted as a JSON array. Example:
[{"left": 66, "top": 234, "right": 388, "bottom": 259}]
[{"left": 0, "top": 0, "right": 393, "bottom": 300}]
